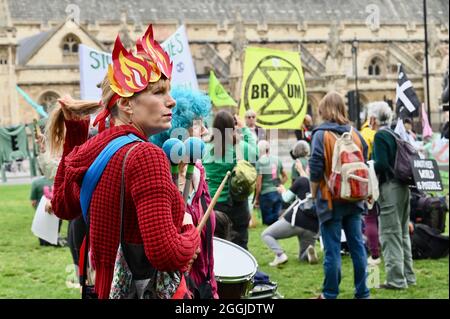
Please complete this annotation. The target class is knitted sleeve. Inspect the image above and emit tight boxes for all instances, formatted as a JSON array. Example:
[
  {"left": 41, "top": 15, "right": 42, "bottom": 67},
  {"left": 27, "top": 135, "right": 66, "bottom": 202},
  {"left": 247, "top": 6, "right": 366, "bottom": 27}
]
[
  {"left": 127, "top": 143, "right": 200, "bottom": 272},
  {"left": 52, "top": 119, "right": 90, "bottom": 220}
]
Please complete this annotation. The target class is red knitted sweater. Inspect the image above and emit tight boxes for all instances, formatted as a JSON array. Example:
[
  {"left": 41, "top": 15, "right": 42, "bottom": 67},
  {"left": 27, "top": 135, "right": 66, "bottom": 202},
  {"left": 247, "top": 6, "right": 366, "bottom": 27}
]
[{"left": 52, "top": 120, "right": 200, "bottom": 299}]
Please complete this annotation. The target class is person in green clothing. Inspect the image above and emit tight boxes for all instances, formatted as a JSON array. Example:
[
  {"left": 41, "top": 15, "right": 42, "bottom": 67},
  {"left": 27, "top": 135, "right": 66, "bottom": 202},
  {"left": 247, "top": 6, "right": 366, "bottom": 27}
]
[
  {"left": 30, "top": 176, "right": 61, "bottom": 246},
  {"left": 254, "top": 140, "right": 288, "bottom": 225},
  {"left": 203, "top": 110, "right": 257, "bottom": 250},
  {"left": 31, "top": 129, "right": 66, "bottom": 248},
  {"left": 289, "top": 140, "right": 310, "bottom": 184},
  {"left": 370, "top": 103, "right": 416, "bottom": 290},
  {"left": 30, "top": 176, "right": 54, "bottom": 209}
]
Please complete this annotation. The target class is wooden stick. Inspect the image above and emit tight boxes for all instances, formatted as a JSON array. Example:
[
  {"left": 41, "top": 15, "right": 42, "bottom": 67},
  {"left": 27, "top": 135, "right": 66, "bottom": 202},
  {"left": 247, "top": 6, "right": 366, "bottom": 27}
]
[
  {"left": 33, "top": 119, "right": 41, "bottom": 140},
  {"left": 197, "top": 171, "right": 231, "bottom": 232}
]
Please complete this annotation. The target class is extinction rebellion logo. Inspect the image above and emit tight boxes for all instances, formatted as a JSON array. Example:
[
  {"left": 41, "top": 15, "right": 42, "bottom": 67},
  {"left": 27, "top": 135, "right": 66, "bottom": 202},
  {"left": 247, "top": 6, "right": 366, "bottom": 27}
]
[{"left": 243, "top": 55, "right": 306, "bottom": 126}]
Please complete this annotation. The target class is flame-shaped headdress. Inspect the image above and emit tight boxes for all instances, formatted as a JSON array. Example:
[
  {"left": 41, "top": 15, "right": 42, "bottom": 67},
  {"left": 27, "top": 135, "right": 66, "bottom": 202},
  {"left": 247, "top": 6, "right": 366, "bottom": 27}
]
[{"left": 93, "top": 24, "right": 173, "bottom": 132}]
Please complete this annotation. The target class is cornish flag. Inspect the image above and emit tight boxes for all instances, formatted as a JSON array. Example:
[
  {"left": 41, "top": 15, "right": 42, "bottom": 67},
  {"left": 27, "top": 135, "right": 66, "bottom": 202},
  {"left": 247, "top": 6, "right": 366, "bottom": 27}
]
[{"left": 396, "top": 64, "right": 421, "bottom": 118}]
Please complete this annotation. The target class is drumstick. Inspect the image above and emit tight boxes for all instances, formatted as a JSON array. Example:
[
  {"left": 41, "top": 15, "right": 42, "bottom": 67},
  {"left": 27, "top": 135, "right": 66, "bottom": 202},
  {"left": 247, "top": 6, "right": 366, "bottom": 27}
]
[{"left": 197, "top": 171, "right": 231, "bottom": 232}]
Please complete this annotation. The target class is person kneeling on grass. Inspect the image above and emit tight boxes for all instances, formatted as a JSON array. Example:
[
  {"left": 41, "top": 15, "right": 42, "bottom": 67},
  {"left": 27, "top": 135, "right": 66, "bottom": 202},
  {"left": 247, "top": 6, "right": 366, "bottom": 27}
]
[{"left": 261, "top": 159, "right": 319, "bottom": 267}]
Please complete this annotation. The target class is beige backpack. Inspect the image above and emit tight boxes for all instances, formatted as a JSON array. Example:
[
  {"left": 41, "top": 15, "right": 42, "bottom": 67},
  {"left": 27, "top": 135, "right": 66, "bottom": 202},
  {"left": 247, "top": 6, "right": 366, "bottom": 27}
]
[{"left": 326, "top": 127, "right": 371, "bottom": 202}]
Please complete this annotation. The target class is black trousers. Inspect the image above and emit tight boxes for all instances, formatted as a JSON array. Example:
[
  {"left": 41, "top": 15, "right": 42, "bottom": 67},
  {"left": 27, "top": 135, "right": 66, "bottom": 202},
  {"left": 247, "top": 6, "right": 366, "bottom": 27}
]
[
  {"left": 67, "top": 216, "right": 87, "bottom": 269},
  {"left": 215, "top": 199, "right": 250, "bottom": 251}
]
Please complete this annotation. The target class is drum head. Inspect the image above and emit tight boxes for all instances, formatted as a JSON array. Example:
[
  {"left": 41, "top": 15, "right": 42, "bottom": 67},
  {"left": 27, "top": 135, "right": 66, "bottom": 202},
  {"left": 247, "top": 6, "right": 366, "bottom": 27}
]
[{"left": 213, "top": 237, "right": 258, "bottom": 283}]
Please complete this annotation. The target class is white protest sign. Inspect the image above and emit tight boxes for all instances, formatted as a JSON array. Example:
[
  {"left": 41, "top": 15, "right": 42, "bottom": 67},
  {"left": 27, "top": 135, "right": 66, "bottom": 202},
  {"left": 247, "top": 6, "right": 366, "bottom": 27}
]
[
  {"left": 161, "top": 25, "right": 199, "bottom": 90},
  {"left": 79, "top": 25, "right": 198, "bottom": 100},
  {"left": 79, "top": 44, "right": 112, "bottom": 100},
  {"left": 31, "top": 196, "right": 60, "bottom": 245}
]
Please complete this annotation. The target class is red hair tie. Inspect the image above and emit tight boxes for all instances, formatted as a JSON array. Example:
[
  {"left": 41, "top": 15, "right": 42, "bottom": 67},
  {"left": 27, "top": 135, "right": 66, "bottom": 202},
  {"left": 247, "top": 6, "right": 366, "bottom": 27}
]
[{"left": 93, "top": 94, "right": 120, "bottom": 132}]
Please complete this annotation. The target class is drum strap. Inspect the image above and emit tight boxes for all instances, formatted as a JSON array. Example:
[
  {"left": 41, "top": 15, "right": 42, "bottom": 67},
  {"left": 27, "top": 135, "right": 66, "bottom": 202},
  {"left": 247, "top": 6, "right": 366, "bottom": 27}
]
[{"left": 200, "top": 196, "right": 212, "bottom": 281}]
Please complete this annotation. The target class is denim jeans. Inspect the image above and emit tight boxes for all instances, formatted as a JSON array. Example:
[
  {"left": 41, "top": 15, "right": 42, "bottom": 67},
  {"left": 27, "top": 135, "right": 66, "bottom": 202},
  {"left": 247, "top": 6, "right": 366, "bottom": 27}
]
[
  {"left": 320, "top": 203, "right": 369, "bottom": 299},
  {"left": 259, "top": 191, "right": 283, "bottom": 225}
]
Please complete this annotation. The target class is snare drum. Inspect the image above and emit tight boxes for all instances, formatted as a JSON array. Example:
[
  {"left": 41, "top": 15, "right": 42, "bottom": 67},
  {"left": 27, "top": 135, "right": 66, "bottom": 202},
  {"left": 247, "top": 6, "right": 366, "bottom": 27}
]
[{"left": 213, "top": 237, "right": 258, "bottom": 299}]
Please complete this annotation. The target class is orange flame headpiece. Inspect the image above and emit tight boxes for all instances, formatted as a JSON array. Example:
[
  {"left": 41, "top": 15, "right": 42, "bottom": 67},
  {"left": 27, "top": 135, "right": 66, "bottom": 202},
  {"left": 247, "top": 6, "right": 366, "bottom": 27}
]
[{"left": 93, "top": 24, "right": 173, "bottom": 132}]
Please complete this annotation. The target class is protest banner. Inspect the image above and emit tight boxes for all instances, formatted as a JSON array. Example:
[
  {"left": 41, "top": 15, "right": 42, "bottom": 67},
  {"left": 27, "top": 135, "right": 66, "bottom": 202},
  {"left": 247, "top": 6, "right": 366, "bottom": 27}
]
[
  {"left": 412, "top": 158, "right": 443, "bottom": 192},
  {"left": 239, "top": 47, "right": 307, "bottom": 129}
]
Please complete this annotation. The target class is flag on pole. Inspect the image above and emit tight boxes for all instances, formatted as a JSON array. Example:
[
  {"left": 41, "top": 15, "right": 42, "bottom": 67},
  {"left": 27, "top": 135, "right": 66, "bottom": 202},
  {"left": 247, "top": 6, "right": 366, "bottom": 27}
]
[
  {"left": 394, "top": 118, "right": 415, "bottom": 144},
  {"left": 16, "top": 86, "right": 48, "bottom": 118},
  {"left": 421, "top": 103, "right": 433, "bottom": 139},
  {"left": 208, "top": 71, "right": 237, "bottom": 107},
  {"left": 395, "top": 64, "right": 421, "bottom": 118}
]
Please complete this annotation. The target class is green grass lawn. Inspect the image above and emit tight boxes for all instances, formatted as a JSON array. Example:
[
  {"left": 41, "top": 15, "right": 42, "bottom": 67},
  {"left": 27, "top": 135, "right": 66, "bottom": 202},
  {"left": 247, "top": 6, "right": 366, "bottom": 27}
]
[{"left": 0, "top": 184, "right": 448, "bottom": 299}]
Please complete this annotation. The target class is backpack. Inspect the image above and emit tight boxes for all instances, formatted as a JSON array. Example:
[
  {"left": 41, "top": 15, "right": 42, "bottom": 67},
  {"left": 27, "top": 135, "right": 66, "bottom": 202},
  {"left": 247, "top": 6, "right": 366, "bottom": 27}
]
[
  {"left": 382, "top": 128, "right": 419, "bottom": 185},
  {"left": 410, "top": 190, "right": 448, "bottom": 234},
  {"left": 229, "top": 160, "right": 257, "bottom": 202},
  {"left": 325, "top": 127, "right": 370, "bottom": 202},
  {"left": 248, "top": 270, "right": 280, "bottom": 299},
  {"left": 411, "top": 224, "right": 449, "bottom": 260}
]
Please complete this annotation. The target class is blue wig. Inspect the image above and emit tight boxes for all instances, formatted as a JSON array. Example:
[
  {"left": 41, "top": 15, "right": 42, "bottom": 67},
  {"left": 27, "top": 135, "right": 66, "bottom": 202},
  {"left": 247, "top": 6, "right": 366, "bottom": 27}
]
[{"left": 151, "top": 87, "right": 212, "bottom": 147}]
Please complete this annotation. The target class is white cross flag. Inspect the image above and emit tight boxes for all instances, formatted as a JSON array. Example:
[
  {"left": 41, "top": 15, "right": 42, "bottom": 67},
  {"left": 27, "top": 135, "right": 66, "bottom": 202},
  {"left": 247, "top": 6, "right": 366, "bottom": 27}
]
[{"left": 395, "top": 64, "right": 421, "bottom": 118}]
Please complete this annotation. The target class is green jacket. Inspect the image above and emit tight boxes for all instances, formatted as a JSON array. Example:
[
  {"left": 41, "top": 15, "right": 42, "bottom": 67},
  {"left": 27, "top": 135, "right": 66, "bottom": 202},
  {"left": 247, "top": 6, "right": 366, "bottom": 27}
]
[
  {"left": 373, "top": 129, "right": 397, "bottom": 185},
  {"left": 203, "top": 127, "right": 258, "bottom": 203}
]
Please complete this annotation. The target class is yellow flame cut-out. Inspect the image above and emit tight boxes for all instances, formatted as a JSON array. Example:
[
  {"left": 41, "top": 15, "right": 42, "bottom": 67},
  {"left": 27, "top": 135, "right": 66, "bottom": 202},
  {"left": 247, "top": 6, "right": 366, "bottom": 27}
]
[
  {"left": 144, "top": 36, "right": 170, "bottom": 75},
  {"left": 148, "top": 62, "right": 162, "bottom": 83},
  {"left": 108, "top": 64, "right": 133, "bottom": 97},
  {"left": 118, "top": 51, "right": 150, "bottom": 91}
]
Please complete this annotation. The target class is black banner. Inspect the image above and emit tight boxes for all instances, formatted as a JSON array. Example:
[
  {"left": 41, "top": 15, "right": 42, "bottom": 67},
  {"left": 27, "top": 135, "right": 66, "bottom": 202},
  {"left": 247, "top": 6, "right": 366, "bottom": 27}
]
[{"left": 412, "top": 159, "right": 443, "bottom": 192}]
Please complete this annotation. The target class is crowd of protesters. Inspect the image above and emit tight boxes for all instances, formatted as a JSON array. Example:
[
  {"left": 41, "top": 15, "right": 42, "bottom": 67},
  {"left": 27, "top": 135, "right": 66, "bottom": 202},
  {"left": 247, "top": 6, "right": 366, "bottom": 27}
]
[{"left": 25, "top": 24, "right": 448, "bottom": 299}]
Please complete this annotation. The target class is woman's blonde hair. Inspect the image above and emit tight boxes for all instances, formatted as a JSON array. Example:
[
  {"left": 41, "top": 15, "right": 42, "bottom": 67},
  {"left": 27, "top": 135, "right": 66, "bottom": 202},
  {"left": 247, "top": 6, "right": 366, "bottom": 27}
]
[
  {"left": 318, "top": 91, "right": 349, "bottom": 125},
  {"left": 45, "top": 70, "right": 168, "bottom": 156}
]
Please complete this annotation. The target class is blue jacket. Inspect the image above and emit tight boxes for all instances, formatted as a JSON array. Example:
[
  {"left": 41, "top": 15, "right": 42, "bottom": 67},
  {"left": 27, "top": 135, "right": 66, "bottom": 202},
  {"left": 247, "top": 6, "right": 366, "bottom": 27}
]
[{"left": 309, "top": 122, "right": 368, "bottom": 225}]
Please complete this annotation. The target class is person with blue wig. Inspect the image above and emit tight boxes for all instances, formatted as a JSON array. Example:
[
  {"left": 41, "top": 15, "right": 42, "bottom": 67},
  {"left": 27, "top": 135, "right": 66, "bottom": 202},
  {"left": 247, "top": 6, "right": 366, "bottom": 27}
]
[
  {"left": 151, "top": 87, "right": 211, "bottom": 148},
  {"left": 151, "top": 87, "right": 219, "bottom": 299}
]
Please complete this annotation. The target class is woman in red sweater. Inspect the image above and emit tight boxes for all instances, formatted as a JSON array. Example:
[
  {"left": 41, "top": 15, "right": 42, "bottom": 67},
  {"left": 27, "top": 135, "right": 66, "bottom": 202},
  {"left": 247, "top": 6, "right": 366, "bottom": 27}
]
[{"left": 46, "top": 25, "right": 200, "bottom": 299}]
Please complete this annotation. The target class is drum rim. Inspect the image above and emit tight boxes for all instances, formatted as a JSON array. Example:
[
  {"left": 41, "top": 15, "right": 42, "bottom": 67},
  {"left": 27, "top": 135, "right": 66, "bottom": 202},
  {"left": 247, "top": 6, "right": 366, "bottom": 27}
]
[
  {"left": 213, "top": 237, "right": 258, "bottom": 281},
  {"left": 215, "top": 275, "right": 254, "bottom": 283}
]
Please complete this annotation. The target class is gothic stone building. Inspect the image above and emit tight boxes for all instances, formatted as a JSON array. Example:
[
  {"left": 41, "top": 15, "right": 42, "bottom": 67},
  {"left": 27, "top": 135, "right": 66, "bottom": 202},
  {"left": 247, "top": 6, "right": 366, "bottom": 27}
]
[{"left": 0, "top": 0, "right": 448, "bottom": 131}]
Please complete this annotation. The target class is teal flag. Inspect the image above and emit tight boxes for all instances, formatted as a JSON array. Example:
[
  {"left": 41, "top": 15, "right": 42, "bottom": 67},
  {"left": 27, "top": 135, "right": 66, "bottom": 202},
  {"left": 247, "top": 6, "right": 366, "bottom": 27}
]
[
  {"left": 16, "top": 86, "right": 48, "bottom": 118},
  {"left": 0, "top": 125, "right": 29, "bottom": 165}
]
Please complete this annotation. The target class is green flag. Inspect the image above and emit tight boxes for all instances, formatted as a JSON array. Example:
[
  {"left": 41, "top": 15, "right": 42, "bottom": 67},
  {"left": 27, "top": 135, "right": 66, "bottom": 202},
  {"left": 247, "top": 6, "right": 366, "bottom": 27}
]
[{"left": 208, "top": 71, "right": 237, "bottom": 107}]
